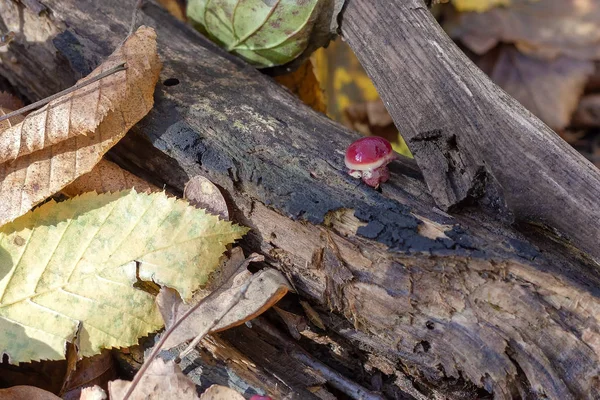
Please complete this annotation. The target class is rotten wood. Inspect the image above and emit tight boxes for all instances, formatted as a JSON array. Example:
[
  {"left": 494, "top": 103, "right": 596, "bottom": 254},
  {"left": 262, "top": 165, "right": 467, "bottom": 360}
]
[{"left": 1, "top": 1, "right": 600, "bottom": 399}]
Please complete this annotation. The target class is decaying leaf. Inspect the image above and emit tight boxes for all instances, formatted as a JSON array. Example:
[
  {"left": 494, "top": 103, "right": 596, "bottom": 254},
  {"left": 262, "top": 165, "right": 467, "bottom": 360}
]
[
  {"left": 157, "top": 267, "right": 290, "bottom": 350},
  {"left": 0, "top": 385, "right": 61, "bottom": 400},
  {"left": 62, "top": 159, "right": 159, "bottom": 197},
  {"left": 199, "top": 385, "right": 245, "bottom": 400},
  {"left": 60, "top": 350, "right": 116, "bottom": 400},
  {"left": 0, "top": 26, "right": 161, "bottom": 226},
  {"left": 108, "top": 359, "right": 199, "bottom": 400},
  {"left": 447, "top": 0, "right": 600, "bottom": 59},
  {"left": 184, "top": 175, "right": 229, "bottom": 220},
  {"left": 0, "top": 191, "right": 247, "bottom": 363},
  {"left": 476, "top": 45, "right": 594, "bottom": 130},
  {"left": 187, "top": 0, "right": 343, "bottom": 68},
  {"left": 79, "top": 386, "right": 107, "bottom": 400}
]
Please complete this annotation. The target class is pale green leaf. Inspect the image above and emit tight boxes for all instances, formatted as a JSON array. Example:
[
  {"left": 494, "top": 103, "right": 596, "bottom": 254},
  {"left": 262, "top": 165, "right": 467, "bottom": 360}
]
[
  {"left": 187, "top": 0, "right": 324, "bottom": 67},
  {"left": 0, "top": 191, "right": 248, "bottom": 364}
]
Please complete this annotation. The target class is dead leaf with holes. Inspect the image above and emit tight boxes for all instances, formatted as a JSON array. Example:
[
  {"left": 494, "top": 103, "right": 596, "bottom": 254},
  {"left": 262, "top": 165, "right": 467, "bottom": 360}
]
[{"left": 0, "top": 26, "right": 161, "bottom": 226}]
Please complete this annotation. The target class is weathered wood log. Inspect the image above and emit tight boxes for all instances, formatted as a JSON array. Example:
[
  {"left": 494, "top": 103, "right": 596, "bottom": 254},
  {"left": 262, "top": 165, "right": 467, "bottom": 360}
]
[
  {"left": 341, "top": 0, "right": 600, "bottom": 261},
  {"left": 1, "top": 1, "right": 600, "bottom": 398}
]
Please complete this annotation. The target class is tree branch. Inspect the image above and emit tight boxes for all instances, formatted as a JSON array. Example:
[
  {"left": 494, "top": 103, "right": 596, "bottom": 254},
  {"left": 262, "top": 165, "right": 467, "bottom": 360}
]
[{"left": 341, "top": 0, "right": 600, "bottom": 262}]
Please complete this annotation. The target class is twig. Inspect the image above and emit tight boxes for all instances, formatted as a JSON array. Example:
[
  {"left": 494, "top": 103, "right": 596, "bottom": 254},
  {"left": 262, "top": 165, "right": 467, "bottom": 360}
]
[
  {"left": 120, "top": 255, "right": 262, "bottom": 400},
  {"left": 0, "top": 63, "right": 127, "bottom": 123},
  {"left": 177, "top": 277, "right": 252, "bottom": 360},
  {"left": 128, "top": 0, "right": 145, "bottom": 37}
]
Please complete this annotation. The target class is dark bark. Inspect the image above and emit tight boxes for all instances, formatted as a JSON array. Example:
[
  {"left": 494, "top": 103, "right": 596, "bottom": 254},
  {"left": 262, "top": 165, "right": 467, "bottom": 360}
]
[{"left": 1, "top": 1, "right": 600, "bottom": 399}]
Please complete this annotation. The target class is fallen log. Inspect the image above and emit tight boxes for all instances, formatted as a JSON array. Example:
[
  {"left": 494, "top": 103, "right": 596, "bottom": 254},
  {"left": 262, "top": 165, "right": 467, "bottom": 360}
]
[{"left": 1, "top": 1, "right": 600, "bottom": 398}]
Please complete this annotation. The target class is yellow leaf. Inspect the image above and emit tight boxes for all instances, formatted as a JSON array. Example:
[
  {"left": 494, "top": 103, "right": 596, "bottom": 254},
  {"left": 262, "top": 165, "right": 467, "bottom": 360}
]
[
  {"left": 0, "top": 191, "right": 248, "bottom": 364},
  {"left": 0, "top": 26, "right": 161, "bottom": 226},
  {"left": 275, "top": 56, "right": 327, "bottom": 114},
  {"left": 453, "top": 0, "right": 510, "bottom": 12}
]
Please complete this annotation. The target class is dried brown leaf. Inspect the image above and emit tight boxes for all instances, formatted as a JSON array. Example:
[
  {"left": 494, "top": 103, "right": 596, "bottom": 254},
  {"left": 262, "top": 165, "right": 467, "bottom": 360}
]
[
  {"left": 184, "top": 175, "right": 229, "bottom": 220},
  {"left": 0, "top": 385, "right": 61, "bottom": 400},
  {"left": 199, "top": 385, "right": 244, "bottom": 400},
  {"left": 157, "top": 268, "right": 290, "bottom": 350},
  {"left": 108, "top": 359, "right": 199, "bottom": 400},
  {"left": 571, "top": 94, "right": 600, "bottom": 128},
  {"left": 446, "top": 0, "right": 600, "bottom": 60},
  {"left": 61, "top": 351, "right": 117, "bottom": 400},
  {"left": 62, "top": 159, "right": 159, "bottom": 197},
  {"left": 476, "top": 45, "right": 594, "bottom": 130},
  {"left": 0, "top": 26, "right": 161, "bottom": 225}
]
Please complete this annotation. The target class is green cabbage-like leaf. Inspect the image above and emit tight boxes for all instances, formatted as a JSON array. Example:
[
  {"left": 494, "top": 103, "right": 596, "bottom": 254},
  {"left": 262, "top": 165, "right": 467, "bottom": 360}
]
[
  {"left": 0, "top": 191, "right": 247, "bottom": 363},
  {"left": 187, "top": 0, "right": 324, "bottom": 67}
]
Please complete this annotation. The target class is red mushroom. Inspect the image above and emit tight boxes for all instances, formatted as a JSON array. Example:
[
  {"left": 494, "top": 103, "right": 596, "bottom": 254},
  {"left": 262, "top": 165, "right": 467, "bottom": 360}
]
[{"left": 344, "top": 136, "right": 396, "bottom": 187}]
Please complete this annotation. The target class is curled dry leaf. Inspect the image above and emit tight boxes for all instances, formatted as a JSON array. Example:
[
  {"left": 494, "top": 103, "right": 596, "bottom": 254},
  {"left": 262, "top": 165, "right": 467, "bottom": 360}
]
[
  {"left": 62, "top": 159, "right": 159, "bottom": 197},
  {"left": 0, "top": 385, "right": 61, "bottom": 400},
  {"left": 200, "top": 385, "right": 245, "bottom": 400},
  {"left": 0, "top": 26, "right": 161, "bottom": 226},
  {"left": 108, "top": 359, "right": 199, "bottom": 400},
  {"left": 157, "top": 267, "right": 291, "bottom": 351},
  {"left": 60, "top": 350, "right": 117, "bottom": 400},
  {"left": 184, "top": 175, "right": 229, "bottom": 220}
]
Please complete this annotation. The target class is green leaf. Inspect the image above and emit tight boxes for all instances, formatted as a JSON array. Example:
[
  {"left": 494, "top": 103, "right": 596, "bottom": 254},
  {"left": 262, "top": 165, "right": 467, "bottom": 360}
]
[
  {"left": 187, "top": 0, "right": 324, "bottom": 67},
  {"left": 0, "top": 191, "right": 248, "bottom": 363}
]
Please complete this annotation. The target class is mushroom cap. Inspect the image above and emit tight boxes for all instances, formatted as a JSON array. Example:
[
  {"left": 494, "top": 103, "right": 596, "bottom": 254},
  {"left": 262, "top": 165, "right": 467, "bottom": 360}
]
[{"left": 344, "top": 136, "right": 395, "bottom": 171}]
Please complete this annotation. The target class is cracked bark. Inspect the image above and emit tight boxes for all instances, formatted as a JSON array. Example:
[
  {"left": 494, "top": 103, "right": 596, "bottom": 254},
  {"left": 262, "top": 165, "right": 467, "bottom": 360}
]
[{"left": 1, "top": 0, "right": 600, "bottom": 399}]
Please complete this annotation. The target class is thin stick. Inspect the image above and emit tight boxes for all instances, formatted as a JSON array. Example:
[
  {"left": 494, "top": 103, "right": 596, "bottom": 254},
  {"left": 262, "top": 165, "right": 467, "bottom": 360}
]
[
  {"left": 120, "top": 270, "right": 257, "bottom": 400},
  {"left": 178, "top": 278, "right": 251, "bottom": 360},
  {"left": 0, "top": 62, "right": 127, "bottom": 123},
  {"left": 128, "top": 0, "right": 145, "bottom": 37}
]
